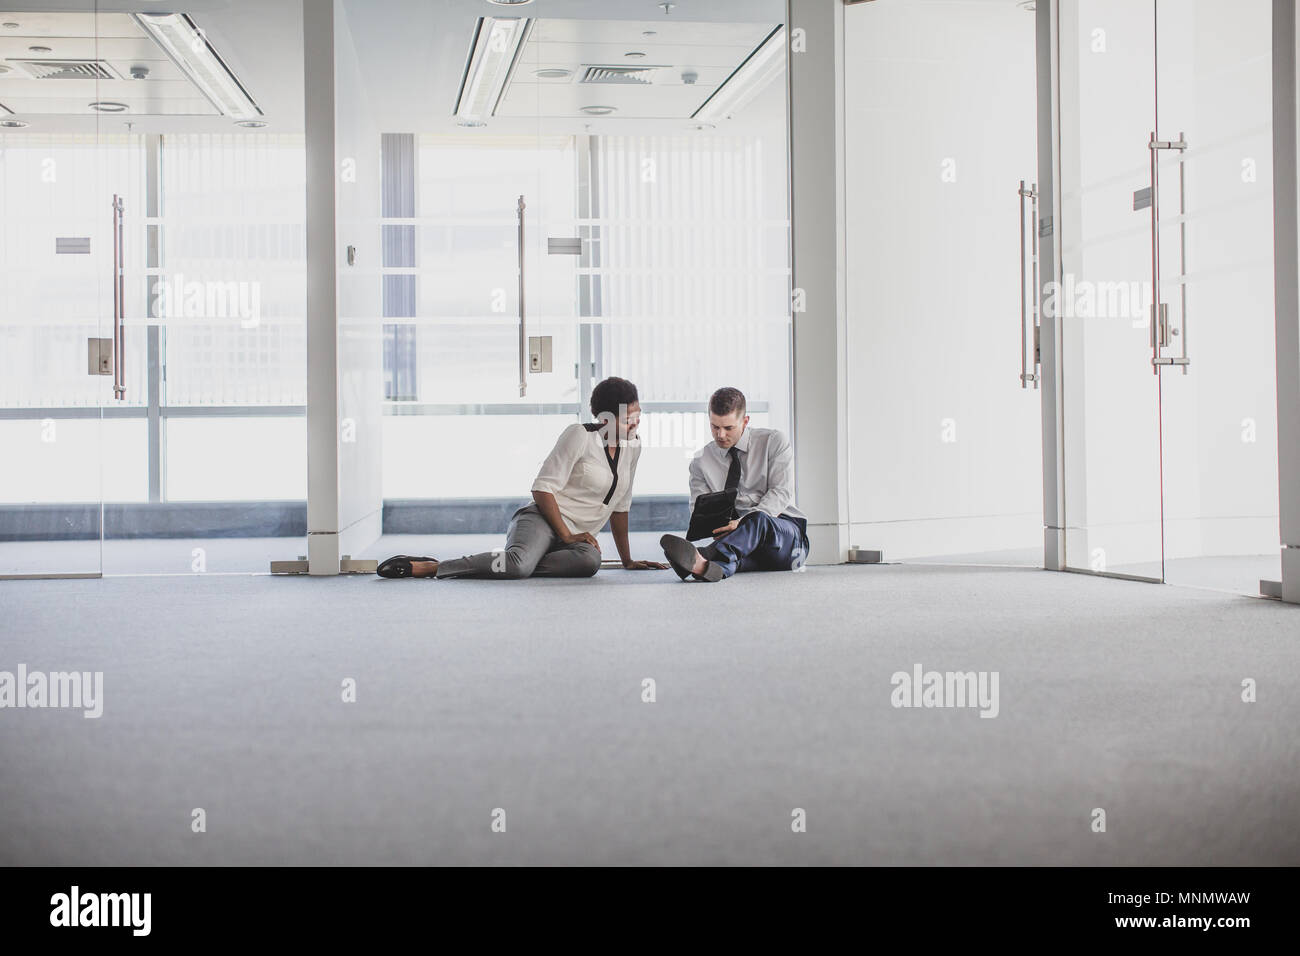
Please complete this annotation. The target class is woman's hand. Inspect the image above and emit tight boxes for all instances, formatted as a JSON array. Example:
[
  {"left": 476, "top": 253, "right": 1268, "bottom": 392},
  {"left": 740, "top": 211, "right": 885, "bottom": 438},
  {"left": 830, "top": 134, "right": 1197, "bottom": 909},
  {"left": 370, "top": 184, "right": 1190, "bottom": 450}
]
[
  {"left": 712, "top": 519, "right": 740, "bottom": 538},
  {"left": 622, "top": 559, "right": 669, "bottom": 570},
  {"left": 565, "top": 531, "right": 601, "bottom": 551}
]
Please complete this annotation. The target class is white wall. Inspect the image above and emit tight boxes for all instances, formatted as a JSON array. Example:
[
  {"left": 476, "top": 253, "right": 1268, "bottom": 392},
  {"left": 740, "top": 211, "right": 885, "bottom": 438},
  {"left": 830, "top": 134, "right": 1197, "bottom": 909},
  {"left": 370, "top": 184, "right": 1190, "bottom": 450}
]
[{"left": 842, "top": 0, "right": 1042, "bottom": 560}]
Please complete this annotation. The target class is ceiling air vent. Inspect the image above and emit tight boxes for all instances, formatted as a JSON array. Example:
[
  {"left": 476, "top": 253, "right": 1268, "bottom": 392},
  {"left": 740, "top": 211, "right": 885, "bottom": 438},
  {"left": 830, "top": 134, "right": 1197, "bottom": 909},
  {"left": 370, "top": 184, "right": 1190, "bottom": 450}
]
[
  {"left": 580, "top": 66, "right": 663, "bottom": 85},
  {"left": 13, "top": 59, "right": 122, "bottom": 81}
]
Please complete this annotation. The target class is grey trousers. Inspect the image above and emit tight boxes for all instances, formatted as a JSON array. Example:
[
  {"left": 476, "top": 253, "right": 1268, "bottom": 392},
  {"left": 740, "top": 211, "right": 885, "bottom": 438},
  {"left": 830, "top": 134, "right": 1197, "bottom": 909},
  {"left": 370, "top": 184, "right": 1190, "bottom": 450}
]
[{"left": 434, "top": 503, "right": 602, "bottom": 580}]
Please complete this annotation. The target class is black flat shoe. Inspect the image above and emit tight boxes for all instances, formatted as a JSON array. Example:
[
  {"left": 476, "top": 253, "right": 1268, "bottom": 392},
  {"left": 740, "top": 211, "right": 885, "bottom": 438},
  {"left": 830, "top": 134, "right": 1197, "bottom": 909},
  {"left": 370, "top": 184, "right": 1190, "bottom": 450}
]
[{"left": 376, "top": 555, "right": 436, "bottom": 579}]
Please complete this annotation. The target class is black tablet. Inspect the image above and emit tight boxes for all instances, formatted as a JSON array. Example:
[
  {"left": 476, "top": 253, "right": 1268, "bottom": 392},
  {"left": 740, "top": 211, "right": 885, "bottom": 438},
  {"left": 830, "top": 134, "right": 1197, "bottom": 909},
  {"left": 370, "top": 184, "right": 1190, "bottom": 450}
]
[{"left": 686, "top": 489, "right": 739, "bottom": 541}]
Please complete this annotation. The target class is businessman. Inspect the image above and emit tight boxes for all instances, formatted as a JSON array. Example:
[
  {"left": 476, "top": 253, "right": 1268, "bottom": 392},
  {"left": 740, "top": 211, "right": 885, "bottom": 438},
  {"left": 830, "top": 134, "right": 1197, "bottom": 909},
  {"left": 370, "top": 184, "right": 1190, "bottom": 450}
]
[{"left": 660, "top": 386, "right": 810, "bottom": 582}]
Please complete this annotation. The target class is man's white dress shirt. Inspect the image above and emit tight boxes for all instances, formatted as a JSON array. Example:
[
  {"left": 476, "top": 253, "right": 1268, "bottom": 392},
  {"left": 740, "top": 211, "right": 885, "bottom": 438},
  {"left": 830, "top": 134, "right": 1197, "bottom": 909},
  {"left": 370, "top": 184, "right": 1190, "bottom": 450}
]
[{"left": 688, "top": 425, "right": 805, "bottom": 523}]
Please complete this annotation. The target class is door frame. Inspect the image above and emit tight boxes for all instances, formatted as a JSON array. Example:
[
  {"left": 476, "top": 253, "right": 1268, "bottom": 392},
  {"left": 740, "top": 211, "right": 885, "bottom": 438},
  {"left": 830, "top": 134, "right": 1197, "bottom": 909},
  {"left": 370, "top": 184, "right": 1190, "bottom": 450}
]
[{"left": 1270, "top": 0, "right": 1300, "bottom": 603}]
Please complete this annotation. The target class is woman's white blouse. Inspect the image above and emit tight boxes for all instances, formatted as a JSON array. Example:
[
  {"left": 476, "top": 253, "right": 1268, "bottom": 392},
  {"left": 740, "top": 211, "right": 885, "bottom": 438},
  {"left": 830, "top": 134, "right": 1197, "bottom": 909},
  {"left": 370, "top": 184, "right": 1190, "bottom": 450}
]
[{"left": 530, "top": 423, "right": 640, "bottom": 535}]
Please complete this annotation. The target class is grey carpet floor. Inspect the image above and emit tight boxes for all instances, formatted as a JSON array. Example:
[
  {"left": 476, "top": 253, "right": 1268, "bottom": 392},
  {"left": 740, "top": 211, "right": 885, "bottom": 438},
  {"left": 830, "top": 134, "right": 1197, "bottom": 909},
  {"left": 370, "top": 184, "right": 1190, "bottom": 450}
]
[{"left": 0, "top": 564, "right": 1297, "bottom": 866}]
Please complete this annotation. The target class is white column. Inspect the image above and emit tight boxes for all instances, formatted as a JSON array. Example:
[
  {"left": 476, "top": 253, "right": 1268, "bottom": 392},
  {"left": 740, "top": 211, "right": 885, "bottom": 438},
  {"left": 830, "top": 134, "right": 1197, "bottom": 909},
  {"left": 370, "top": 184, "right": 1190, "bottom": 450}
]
[
  {"left": 1272, "top": 0, "right": 1300, "bottom": 603},
  {"left": 304, "top": 0, "right": 341, "bottom": 575},
  {"left": 788, "top": 0, "right": 849, "bottom": 565}
]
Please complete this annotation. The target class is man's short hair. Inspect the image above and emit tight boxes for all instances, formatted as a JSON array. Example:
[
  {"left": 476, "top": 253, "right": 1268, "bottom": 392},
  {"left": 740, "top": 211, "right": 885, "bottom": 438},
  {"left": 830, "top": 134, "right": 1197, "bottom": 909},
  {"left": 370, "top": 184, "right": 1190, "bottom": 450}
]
[
  {"left": 709, "top": 386, "right": 747, "bottom": 419},
  {"left": 590, "top": 376, "right": 639, "bottom": 419}
]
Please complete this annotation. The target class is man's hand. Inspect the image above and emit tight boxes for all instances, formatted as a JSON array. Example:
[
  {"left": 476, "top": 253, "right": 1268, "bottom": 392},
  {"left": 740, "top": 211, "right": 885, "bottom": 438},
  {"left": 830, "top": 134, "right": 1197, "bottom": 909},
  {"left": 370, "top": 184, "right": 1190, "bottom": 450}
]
[
  {"left": 565, "top": 532, "right": 601, "bottom": 551},
  {"left": 712, "top": 519, "right": 739, "bottom": 539},
  {"left": 622, "top": 559, "right": 669, "bottom": 570}
]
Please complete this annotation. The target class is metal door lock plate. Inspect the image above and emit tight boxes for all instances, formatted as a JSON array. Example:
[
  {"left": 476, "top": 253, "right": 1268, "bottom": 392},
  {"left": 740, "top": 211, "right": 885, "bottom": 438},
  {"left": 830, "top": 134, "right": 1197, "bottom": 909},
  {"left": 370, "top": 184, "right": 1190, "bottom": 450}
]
[
  {"left": 87, "top": 338, "right": 113, "bottom": 375},
  {"left": 528, "top": 335, "right": 552, "bottom": 373}
]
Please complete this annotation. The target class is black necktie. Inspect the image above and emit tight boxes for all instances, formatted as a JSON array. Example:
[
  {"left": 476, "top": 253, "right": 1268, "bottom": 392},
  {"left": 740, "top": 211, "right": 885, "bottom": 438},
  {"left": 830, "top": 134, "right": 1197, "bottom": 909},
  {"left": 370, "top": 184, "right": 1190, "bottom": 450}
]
[{"left": 725, "top": 445, "right": 741, "bottom": 492}]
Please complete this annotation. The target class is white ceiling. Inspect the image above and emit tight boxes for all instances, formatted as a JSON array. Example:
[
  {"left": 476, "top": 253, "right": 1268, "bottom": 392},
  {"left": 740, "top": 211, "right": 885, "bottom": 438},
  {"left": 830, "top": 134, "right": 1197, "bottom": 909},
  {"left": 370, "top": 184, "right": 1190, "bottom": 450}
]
[
  {"left": 495, "top": 19, "right": 780, "bottom": 123},
  {"left": 344, "top": 0, "right": 788, "bottom": 136},
  {"left": 0, "top": 0, "right": 788, "bottom": 135},
  {"left": 0, "top": 12, "right": 216, "bottom": 116},
  {"left": 0, "top": 0, "right": 304, "bottom": 133}
]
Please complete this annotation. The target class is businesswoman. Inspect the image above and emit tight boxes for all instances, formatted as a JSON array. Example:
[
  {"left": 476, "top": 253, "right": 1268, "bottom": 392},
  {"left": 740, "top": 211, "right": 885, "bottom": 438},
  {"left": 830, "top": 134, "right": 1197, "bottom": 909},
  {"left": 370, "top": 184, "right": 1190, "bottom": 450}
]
[{"left": 377, "top": 376, "right": 668, "bottom": 579}]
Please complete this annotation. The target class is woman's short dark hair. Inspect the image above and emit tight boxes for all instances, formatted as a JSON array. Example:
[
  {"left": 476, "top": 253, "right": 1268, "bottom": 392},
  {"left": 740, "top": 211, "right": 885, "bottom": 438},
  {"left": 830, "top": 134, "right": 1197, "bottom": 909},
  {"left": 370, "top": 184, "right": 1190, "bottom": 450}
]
[{"left": 590, "top": 376, "right": 639, "bottom": 419}]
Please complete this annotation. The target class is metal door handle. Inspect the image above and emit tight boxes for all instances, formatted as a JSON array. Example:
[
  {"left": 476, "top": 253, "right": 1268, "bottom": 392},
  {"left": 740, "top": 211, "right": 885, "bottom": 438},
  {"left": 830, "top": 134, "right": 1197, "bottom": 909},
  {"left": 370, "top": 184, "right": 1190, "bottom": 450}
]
[
  {"left": 112, "top": 195, "right": 126, "bottom": 400},
  {"left": 1148, "top": 132, "right": 1189, "bottom": 373},
  {"left": 1018, "top": 180, "right": 1039, "bottom": 389},
  {"left": 517, "top": 194, "right": 527, "bottom": 398}
]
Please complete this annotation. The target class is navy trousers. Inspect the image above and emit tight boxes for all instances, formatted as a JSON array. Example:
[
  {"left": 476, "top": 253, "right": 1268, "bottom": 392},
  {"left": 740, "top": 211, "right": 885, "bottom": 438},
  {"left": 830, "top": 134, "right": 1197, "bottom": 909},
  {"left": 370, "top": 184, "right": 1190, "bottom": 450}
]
[{"left": 699, "top": 511, "right": 809, "bottom": 578}]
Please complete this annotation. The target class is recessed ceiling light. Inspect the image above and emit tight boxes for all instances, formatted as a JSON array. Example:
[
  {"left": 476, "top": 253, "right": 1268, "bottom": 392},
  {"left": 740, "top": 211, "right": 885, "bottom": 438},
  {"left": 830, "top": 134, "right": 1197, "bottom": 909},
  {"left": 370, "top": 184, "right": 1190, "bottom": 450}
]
[
  {"left": 580, "top": 105, "right": 617, "bottom": 116},
  {"left": 89, "top": 101, "right": 129, "bottom": 113},
  {"left": 457, "top": 119, "right": 487, "bottom": 128},
  {"left": 235, "top": 120, "right": 267, "bottom": 128},
  {"left": 534, "top": 68, "right": 572, "bottom": 79},
  {"left": 0, "top": 119, "right": 29, "bottom": 128},
  {"left": 133, "top": 13, "right": 262, "bottom": 120},
  {"left": 2, "top": 22, "right": 20, "bottom": 30},
  {"left": 28, "top": 45, "right": 52, "bottom": 53},
  {"left": 641, "top": 31, "right": 658, "bottom": 38},
  {"left": 625, "top": 52, "right": 647, "bottom": 58},
  {"left": 691, "top": 123, "right": 716, "bottom": 131},
  {"left": 487, "top": 0, "right": 534, "bottom": 5},
  {"left": 455, "top": 15, "right": 529, "bottom": 126},
  {"left": 694, "top": 25, "right": 785, "bottom": 123}
]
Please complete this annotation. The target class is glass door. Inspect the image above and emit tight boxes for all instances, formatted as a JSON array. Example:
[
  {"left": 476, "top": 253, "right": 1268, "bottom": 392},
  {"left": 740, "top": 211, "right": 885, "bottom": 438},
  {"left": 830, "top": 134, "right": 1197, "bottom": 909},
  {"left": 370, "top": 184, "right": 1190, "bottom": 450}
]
[
  {"left": 1059, "top": 0, "right": 1165, "bottom": 580},
  {"left": 0, "top": 1, "right": 106, "bottom": 578},
  {"left": 2, "top": 3, "right": 310, "bottom": 577},
  {"left": 1153, "top": 0, "right": 1280, "bottom": 596},
  {"left": 1059, "top": 0, "right": 1281, "bottom": 592},
  {"left": 842, "top": 0, "right": 1042, "bottom": 566},
  {"left": 101, "top": 127, "right": 309, "bottom": 576},
  {"left": 349, "top": 0, "right": 792, "bottom": 564},
  {"left": 375, "top": 35, "right": 558, "bottom": 550}
]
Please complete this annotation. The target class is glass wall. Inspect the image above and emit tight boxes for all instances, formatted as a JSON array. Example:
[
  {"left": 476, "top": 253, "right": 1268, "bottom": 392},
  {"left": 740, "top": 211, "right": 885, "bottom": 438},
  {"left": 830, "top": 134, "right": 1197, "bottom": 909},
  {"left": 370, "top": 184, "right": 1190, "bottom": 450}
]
[
  {"left": 841, "top": 0, "right": 1043, "bottom": 565},
  {"left": 335, "top": 0, "right": 792, "bottom": 560},
  {"left": 0, "top": 125, "right": 118, "bottom": 576},
  {"left": 1057, "top": 0, "right": 1280, "bottom": 595},
  {"left": 0, "top": 1, "right": 308, "bottom": 576}
]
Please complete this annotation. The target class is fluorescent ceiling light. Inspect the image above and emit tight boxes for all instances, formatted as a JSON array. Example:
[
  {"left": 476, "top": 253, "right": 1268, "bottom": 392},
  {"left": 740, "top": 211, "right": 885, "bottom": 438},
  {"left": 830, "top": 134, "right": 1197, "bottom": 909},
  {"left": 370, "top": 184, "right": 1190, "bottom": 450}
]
[
  {"left": 132, "top": 12, "right": 262, "bottom": 120},
  {"left": 454, "top": 16, "right": 530, "bottom": 125},
  {"left": 693, "top": 25, "right": 785, "bottom": 123}
]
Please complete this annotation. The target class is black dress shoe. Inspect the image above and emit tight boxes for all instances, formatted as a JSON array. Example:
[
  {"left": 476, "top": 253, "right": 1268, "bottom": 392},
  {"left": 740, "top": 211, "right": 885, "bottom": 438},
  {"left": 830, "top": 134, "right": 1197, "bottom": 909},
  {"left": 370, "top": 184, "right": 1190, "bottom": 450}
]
[
  {"left": 659, "top": 535, "right": 724, "bottom": 582},
  {"left": 376, "top": 555, "right": 436, "bottom": 579},
  {"left": 659, "top": 535, "right": 693, "bottom": 580}
]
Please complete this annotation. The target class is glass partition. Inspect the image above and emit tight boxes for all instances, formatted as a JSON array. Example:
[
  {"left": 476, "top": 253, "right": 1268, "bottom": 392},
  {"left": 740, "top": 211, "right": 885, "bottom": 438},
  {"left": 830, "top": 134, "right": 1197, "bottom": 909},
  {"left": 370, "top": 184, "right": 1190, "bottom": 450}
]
[
  {"left": 1056, "top": 0, "right": 1280, "bottom": 594},
  {"left": 0, "top": 1, "right": 107, "bottom": 577},
  {"left": 334, "top": 0, "right": 792, "bottom": 562},
  {"left": 0, "top": 1, "right": 308, "bottom": 576},
  {"left": 841, "top": 0, "right": 1043, "bottom": 565}
]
